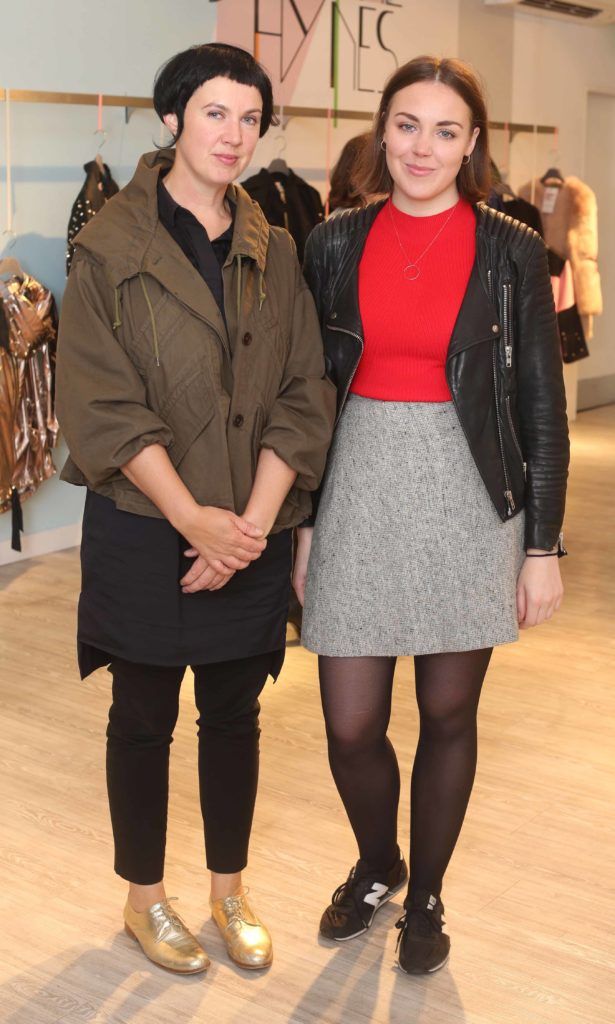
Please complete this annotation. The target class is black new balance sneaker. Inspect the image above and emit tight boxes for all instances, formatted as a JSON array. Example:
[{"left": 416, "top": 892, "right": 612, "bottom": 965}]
[
  {"left": 395, "top": 890, "right": 450, "bottom": 975},
  {"left": 320, "top": 851, "right": 408, "bottom": 941}
]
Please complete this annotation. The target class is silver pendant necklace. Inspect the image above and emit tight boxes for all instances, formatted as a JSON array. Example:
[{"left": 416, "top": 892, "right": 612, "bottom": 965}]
[{"left": 388, "top": 198, "right": 459, "bottom": 281}]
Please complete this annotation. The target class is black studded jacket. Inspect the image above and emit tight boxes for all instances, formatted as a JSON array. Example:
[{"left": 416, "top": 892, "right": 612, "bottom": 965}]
[
  {"left": 66, "top": 160, "right": 119, "bottom": 276},
  {"left": 302, "top": 201, "right": 570, "bottom": 552}
]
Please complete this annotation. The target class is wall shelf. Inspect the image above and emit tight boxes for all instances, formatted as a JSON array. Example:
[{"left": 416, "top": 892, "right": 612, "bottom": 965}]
[{"left": 0, "top": 89, "right": 557, "bottom": 136}]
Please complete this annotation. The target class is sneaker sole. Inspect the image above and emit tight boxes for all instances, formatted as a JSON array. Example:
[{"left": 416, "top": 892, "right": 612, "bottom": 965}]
[
  {"left": 396, "top": 952, "right": 450, "bottom": 976},
  {"left": 322, "top": 873, "right": 409, "bottom": 943}
]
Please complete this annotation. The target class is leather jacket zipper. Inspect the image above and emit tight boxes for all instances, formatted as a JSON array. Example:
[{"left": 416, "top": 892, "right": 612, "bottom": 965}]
[
  {"left": 492, "top": 341, "right": 515, "bottom": 515},
  {"left": 490, "top": 269, "right": 515, "bottom": 514},
  {"left": 326, "top": 322, "right": 363, "bottom": 424},
  {"left": 502, "top": 282, "right": 513, "bottom": 367},
  {"left": 505, "top": 395, "right": 527, "bottom": 479}
]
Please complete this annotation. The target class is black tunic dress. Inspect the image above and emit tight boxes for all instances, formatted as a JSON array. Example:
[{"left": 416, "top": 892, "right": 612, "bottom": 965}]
[{"left": 77, "top": 179, "right": 292, "bottom": 679}]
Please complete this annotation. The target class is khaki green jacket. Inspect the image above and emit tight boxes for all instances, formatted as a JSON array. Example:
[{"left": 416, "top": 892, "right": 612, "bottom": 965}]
[{"left": 56, "top": 150, "right": 336, "bottom": 531}]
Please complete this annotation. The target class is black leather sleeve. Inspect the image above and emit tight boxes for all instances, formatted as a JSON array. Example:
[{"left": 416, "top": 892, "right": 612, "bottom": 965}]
[
  {"left": 299, "top": 226, "right": 328, "bottom": 527},
  {"left": 516, "top": 236, "right": 570, "bottom": 549},
  {"left": 302, "top": 225, "right": 327, "bottom": 329}
]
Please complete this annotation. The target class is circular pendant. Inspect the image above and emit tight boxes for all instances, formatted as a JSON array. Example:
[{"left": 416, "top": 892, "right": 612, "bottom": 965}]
[{"left": 403, "top": 263, "right": 420, "bottom": 281}]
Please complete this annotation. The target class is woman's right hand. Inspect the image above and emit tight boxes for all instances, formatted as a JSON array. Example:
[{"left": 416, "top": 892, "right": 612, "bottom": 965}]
[
  {"left": 292, "top": 526, "right": 314, "bottom": 606},
  {"left": 183, "top": 506, "right": 267, "bottom": 574}
]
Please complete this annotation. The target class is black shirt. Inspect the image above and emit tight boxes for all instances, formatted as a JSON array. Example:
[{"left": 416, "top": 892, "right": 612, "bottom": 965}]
[{"left": 157, "top": 176, "right": 233, "bottom": 316}]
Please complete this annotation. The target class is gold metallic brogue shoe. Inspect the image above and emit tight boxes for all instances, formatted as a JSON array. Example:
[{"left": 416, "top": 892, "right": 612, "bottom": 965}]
[
  {"left": 210, "top": 888, "right": 273, "bottom": 969},
  {"left": 124, "top": 897, "right": 210, "bottom": 974}
]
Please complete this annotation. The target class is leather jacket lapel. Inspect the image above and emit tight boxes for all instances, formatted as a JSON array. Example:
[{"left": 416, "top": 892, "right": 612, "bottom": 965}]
[{"left": 447, "top": 260, "right": 501, "bottom": 360}]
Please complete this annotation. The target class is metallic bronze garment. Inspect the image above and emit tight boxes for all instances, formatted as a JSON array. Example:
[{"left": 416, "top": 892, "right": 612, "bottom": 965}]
[
  {"left": 0, "top": 347, "right": 19, "bottom": 510},
  {"left": 0, "top": 272, "right": 59, "bottom": 520}
]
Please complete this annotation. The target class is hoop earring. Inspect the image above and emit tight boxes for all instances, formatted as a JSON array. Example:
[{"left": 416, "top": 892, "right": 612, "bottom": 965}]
[
  {"left": 462, "top": 155, "right": 471, "bottom": 165},
  {"left": 380, "top": 139, "right": 386, "bottom": 151}
]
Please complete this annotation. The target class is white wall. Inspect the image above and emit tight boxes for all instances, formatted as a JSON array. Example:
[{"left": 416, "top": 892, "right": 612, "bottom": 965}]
[
  {"left": 0, "top": 1, "right": 217, "bottom": 562},
  {"left": 584, "top": 92, "right": 615, "bottom": 399},
  {"left": 510, "top": 11, "right": 615, "bottom": 406}
]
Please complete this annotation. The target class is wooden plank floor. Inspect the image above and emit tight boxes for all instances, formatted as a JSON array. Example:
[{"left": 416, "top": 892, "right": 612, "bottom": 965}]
[{"left": 1, "top": 405, "right": 614, "bottom": 1024}]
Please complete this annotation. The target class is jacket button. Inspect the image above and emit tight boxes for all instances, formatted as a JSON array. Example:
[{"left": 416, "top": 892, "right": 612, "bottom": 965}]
[
  {"left": 242, "top": 332, "right": 252, "bottom": 346},
  {"left": 492, "top": 324, "right": 500, "bottom": 334},
  {"left": 233, "top": 414, "right": 244, "bottom": 428},
  {"left": 330, "top": 311, "right": 337, "bottom": 319}
]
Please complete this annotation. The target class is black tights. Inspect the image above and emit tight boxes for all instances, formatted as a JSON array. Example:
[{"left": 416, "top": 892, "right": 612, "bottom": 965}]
[{"left": 319, "top": 649, "right": 492, "bottom": 896}]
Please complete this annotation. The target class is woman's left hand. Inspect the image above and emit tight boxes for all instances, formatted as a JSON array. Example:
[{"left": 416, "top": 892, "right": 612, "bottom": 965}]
[
  {"left": 516, "top": 554, "right": 564, "bottom": 629},
  {"left": 180, "top": 549, "right": 236, "bottom": 593}
]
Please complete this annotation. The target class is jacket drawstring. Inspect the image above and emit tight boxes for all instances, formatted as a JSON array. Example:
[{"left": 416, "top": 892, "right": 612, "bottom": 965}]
[
  {"left": 236, "top": 254, "right": 242, "bottom": 323},
  {"left": 112, "top": 287, "right": 123, "bottom": 331},
  {"left": 138, "top": 273, "right": 160, "bottom": 367},
  {"left": 258, "top": 270, "right": 266, "bottom": 311}
]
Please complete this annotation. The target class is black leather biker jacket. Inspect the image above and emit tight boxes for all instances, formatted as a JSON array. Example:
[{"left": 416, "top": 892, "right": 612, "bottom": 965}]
[{"left": 302, "top": 201, "right": 569, "bottom": 551}]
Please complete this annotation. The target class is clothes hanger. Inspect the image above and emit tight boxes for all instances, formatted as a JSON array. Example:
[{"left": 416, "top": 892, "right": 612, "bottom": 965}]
[
  {"left": 268, "top": 108, "right": 290, "bottom": 175},
  {"left": 0, "top": 256, "right": 24, "bottom": 277},
  {"left": 94, "top": 128, "right": 107, "bottom": 172},
  {"left": 93, "top": 93, "right": 107, "bottom": 173},
  {"left": 540, "top": 167, "right": 564, "bottom": 185},
  {"left": 490, "top": 159, "right": 515, "bottom": 200},
  {"left": 539, "top": 128, "right": 563, "bottom": 186}
]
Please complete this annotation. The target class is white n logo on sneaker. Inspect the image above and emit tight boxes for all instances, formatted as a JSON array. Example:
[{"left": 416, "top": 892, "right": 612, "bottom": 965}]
[{"left": 364, "top": 883, "right": 389, "bottom": 908}]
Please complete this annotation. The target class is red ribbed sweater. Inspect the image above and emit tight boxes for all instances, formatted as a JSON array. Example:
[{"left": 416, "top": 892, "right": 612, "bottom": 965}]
[{"left": 351, "top": 198, "right": 476, "bottom": 402}]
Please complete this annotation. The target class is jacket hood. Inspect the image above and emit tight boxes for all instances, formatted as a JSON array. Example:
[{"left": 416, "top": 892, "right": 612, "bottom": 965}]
[{"left": 72, "top": 149, "right": 271, "bottom": 287}]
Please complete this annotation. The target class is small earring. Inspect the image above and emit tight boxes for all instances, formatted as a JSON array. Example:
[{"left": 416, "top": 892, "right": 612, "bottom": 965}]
[
  {"left": 380, "top": 139, "right": 386, "bottom": 151},
  {"left": 462, "top": 155, "right": 471, "bottom": 165}
]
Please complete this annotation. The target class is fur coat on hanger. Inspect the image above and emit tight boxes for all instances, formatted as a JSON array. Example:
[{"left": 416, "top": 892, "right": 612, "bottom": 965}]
[{"left": 519, "top": 176, "right": 602, "bottom": 339}]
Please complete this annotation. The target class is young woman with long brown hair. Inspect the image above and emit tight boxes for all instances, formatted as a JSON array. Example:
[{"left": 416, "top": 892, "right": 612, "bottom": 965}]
[{"left": 295, "top": 56, "right": 569, "bottom": 975}]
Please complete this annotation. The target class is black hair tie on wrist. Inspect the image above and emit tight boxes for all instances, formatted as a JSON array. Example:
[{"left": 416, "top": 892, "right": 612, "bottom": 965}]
[{"left": 526, "top": 533, "right": 568, "bottom": 559}]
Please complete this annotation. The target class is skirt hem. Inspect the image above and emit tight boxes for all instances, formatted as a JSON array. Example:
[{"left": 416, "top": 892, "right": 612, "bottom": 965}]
[{"left": 301, "top": 631, "right": 519, "bottom": 658}]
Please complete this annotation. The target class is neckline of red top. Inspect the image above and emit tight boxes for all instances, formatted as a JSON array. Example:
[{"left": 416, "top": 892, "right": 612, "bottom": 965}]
[{"left": 388, "top": 196, "right": 467, "bottom": 228}]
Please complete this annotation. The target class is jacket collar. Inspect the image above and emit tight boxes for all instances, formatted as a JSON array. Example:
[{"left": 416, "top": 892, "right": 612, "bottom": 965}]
[
  {"left": 73, "top": 148, "right": 270, "bottom": 286},
  {"left": 325, "top": 201, "right": 384, "bottom": 339}
]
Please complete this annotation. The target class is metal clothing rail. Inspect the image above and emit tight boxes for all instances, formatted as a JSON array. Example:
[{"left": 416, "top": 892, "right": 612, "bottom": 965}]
[{"left": 0, "top": 89, "right": 558, "bottom": 136}]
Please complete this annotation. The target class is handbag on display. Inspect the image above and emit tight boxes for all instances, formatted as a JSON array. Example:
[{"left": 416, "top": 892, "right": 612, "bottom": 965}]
[
  {"left": 558, "top": 304, "right": 590, "bottom": 364},
  {"left": 548, "top": 250, "right": 590, "bottom": 364}
]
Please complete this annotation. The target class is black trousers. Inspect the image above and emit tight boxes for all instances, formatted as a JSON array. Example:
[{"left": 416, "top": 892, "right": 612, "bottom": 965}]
[{"left": 106, "top": 651, "right": 280, "bottom": 884}]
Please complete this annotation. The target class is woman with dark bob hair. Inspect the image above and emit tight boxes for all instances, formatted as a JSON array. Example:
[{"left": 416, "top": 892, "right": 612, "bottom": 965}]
[
  {"left": 56, "top": 42, "right": 335, "bottom": 974},
  {"left": 294, "top": 56, "right": 569, "bottom": 975}
]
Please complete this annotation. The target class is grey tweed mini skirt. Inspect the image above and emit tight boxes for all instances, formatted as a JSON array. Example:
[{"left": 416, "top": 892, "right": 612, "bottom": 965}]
[{"left": 302, "top": 396, "right": 525, "bottom": 657}]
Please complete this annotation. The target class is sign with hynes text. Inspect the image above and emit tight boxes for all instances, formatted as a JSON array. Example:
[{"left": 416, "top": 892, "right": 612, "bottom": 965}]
[{"left": 212, "top": 1, "right": 457, "bottom": 110}]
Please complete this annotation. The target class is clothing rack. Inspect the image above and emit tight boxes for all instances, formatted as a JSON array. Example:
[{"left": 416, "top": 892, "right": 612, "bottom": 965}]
[{"left": 0, "top": 89, "right": 558, "bottom": 137}]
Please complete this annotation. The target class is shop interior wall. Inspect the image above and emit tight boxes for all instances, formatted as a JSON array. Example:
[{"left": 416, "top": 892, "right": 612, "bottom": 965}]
[
  {"left": 0, "top": 0, "right": 218, "bottom": 562},
  {"left": 1, "top": 1, "right": 613, "bottom": 562},
  {"left": 509, "top": 12, "right": 615, "bottom": 410}
]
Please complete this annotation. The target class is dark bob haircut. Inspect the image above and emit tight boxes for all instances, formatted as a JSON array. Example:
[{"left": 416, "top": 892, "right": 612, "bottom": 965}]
[
  {"left": 357, "top": 56, "right": 492, "bottom": 204},
  {"left": 153, "top": 42, "right": 277, "bottom": 143}
]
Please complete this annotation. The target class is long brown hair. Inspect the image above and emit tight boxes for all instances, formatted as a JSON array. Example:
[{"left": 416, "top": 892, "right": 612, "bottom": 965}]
[
  {"left": 328, "top": 133, "right": 371, "bottom": 212},
  {"left": 358, "top": 56, "right": 492, "bottom": 204}
]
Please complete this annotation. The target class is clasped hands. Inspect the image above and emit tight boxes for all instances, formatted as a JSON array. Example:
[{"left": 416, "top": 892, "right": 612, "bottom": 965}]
[{"left": 179, "top": 506, "right": 267, "bottom": 594}]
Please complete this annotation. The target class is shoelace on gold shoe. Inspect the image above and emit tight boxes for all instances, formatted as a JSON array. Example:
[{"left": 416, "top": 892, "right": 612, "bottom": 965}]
[
  {"left": 151, "top": 898, "right": 189, "bottom": 943},
  {"left": 217, "top": 888, "right": 255, "bottom": 931}
]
